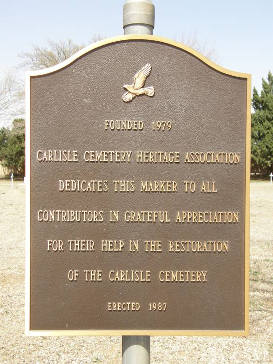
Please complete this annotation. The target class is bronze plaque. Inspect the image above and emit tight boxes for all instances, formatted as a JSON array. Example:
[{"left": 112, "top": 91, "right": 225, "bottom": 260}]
[{"left": 26, "top": 36, "right": 250, "bottom": 335}]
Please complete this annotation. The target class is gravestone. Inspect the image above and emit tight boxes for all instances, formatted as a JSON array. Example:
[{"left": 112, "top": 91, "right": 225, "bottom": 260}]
[{"left": 26, "top": 35, "right": 250, "bottom": 335}]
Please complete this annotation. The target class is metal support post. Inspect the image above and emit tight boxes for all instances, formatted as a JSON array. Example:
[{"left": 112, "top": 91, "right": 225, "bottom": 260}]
[
  {"left": 123, "top": 0, "right": 155, "bottom": 35},
  {"left": 122, "top": 0, "right": 155, "bottom": 363},
  {"left": 122, "top": 336, "right": 150, "bottom": 364}
]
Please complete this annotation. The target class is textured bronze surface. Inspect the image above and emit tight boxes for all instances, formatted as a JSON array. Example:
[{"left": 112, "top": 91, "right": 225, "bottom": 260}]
[{"left": 28, "top": 38, "right": 249, "bottom": 334}]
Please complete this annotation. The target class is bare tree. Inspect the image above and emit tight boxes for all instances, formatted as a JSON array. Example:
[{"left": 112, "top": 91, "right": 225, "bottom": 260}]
[
  {"left": 0, "top": 73, "right": 24, "bottom": 127},
  {"left": 0, "top": 37, "right": 104, "bottom": 127},
  {"left": 90, "top": 34, "right": 105, "bottom": 44},
  {"left": 179, "top": 32, "right": 217, "bottom": 61},
  {"left": 20, "top": 37, "right": 106, "bottom": 71},
  {"left": 20, "top": 39, "right": 85, "bottom": 70}
]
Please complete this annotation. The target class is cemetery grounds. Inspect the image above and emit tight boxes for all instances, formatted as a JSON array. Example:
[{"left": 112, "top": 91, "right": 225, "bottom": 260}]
[{"left": 0, "top": 180, "right": 272, "bottom": 363}]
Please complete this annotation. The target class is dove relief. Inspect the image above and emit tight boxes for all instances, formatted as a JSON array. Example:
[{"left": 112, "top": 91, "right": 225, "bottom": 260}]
[{"left": 122, "top": 63, "right": 155, "bottom": 103}]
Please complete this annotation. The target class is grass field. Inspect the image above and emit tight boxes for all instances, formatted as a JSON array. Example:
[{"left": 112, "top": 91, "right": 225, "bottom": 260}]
[{"left": 0, "top": 181, "right": 272, "bottom": 363}]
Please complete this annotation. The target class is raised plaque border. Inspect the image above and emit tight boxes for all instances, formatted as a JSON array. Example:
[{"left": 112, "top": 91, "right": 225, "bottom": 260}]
[{"left": 25, "top": 35, "right": 251, "bottom": 337}]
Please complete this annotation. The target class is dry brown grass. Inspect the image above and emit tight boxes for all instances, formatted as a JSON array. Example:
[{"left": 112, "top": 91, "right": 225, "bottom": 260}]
[{"left": 0, "top": 180, "right": 272, "bottom": 363}]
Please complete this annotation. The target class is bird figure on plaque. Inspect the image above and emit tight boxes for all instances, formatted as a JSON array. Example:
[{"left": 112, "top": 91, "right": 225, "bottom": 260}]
[{"left": 122, "top": 63, "right": 155, "bottom": 102}]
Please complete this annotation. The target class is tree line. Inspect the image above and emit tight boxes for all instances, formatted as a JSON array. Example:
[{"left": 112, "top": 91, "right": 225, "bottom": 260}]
[
  {"left": 0, "top": 40, "right": 272, "bottom": 177},
  {"left": 251, "top": 72, "right": 273, "bottom": 176},
  {"left": 0, "top": 119, "right": 25, "bottom": 176}
]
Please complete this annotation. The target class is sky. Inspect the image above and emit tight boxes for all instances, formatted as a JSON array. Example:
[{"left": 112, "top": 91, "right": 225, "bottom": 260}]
[{"left": 0, "top": 0, "right": 272, "bottom": 125}]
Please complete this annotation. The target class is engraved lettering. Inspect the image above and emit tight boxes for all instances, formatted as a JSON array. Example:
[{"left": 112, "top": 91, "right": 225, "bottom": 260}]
[
  {"left": 168, "top": 240, "right": 229, "bottom": 253},
  {"left": 200, "top": 181, "right": 218, "bottom": 193},
  {"left": 113, "top": 180, "right": 135, "bottom": 192},
  {"left": 109, "top": 210, "right": 119, "bottom": 222},
  {"left": 184, "top": 152, "right": 240, "bottom": 164},
  {"left": 175, "top": 211, "right": 239, "bottom": 223},
  {"left": 148, "top": 302, "right": 167, "bottom": 311},
  {"left": 47, "top": 240, "right": 64, "bottom": 252},
  {"left": 105, "top": 119, "right": 144, "bottom": 131},
  {"left": 67, "top": 269, "right": 79, "bottom": 281},
  {"left": 59, "top": 179, "right": 108, "bottom": 192},
  {"left": 129, "top": 240, "right": 139, "bottom": 252},
  {"left": 36, "top": 150, "right": 78, "bottom": 162},
  {"left": 152, "top": 120, "right": 172, "bottom": 131},
  {"left": 101, "top": 240, "right": 125, "bottom": 252},
  {"left": 37, "top": 210, "right": 104, "bottom": 222},
  {"left": 84, "top": 269, "right": 102, "bottom": 281},
  {"left": 68, "top": 240, "right": 95, "bottom": 252},
  {"left": 140, "top": 180, "right": 177, "bottom": 193},
  {"left": 83, "top": 150, "right": 132, "bottom": 163},
  {"left": 109, "top": 270, "right": 151, "bottom": 282},
  {"left": 136, "top": 151, "right": 180, "bottom": 163},
  {"left": 183, "top": 180, "right": 196, "bottom": 192},
  {"left": 107, "top": 302, "right": 141, "bottom": 311},
  {"left": 145, "top": 240, "right": 162, "bottom": 252},
  {"left": 159, "top": 270, "right": 208, "bottom": 282},
  {"left": 124, "top": 210, "right": 170, "bottom": 223}
]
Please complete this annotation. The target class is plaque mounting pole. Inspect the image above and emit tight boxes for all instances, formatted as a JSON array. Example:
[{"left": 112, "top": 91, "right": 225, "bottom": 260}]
[
  {"left": 122, "top": 1, "right": 154, "bottom": 363},
  {"left": 123, "top": 0, "right": 155, "bottom": 36}
]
